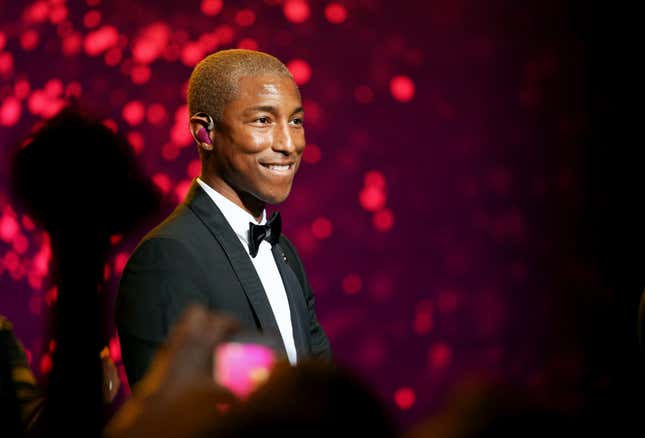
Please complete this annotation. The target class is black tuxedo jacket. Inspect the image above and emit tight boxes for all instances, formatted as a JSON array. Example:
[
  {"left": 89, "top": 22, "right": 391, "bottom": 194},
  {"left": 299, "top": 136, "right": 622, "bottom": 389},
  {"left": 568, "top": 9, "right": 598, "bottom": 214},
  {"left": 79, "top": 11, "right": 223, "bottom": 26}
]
[{"left": 115, "top": 181, "right": 332, "bottom": 387}]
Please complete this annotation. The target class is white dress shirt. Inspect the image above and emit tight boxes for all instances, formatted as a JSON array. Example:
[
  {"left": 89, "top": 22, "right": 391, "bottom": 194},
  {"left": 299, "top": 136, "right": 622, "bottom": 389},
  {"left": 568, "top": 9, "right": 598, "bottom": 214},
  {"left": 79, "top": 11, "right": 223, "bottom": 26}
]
[{"left": 196, "top": 178, "right": 298, "bottom": 364}]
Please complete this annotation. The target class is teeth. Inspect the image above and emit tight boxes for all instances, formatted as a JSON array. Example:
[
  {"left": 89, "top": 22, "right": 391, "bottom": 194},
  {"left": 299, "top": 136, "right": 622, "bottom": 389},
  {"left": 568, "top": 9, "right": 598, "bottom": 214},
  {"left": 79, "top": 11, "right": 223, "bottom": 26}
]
[{"left": 266, "top": 164, "right": 290, "bottom": 171}]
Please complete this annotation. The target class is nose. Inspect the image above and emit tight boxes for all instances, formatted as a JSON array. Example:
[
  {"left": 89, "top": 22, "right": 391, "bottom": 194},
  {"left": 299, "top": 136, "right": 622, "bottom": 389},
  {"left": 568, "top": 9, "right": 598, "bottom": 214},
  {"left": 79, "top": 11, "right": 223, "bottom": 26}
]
[{"left": 272, "top": 120, "right": 298, "bottom": 155}]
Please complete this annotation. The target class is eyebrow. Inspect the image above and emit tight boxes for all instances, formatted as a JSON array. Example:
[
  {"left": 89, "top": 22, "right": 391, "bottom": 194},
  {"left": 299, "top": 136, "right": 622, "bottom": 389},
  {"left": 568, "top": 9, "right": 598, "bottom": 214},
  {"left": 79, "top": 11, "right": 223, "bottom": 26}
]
[{"left": 244, "top": 106, "right": 304, "bottom": 116}]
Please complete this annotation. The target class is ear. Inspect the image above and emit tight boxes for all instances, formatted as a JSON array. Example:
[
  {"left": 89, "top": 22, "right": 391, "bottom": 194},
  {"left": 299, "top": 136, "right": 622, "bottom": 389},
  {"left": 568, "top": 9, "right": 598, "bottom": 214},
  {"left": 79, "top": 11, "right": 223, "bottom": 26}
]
[{"left": 189, "top": 113, "right": 215, "bottom": 152}]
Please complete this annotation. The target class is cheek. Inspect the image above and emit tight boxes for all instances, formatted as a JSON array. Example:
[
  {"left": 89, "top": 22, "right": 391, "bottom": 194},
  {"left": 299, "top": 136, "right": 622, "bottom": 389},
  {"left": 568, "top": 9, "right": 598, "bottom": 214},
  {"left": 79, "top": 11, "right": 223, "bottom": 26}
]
[{"left": 242, "top": 131, "right": 271, "bottom": 153}]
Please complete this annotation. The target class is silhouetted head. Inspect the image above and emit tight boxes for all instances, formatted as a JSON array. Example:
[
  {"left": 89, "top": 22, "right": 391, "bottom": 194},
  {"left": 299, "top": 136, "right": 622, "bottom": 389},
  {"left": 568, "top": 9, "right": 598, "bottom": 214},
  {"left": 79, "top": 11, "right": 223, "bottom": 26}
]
[
  {"left": 214, "top": 360, "right": 398, "bottom": 437},
  {"left": 10, "top": 105, "right": 161, "bottom": 238},
  {"left": 405, "top": 378, "right": 575, "bottom": 438}
]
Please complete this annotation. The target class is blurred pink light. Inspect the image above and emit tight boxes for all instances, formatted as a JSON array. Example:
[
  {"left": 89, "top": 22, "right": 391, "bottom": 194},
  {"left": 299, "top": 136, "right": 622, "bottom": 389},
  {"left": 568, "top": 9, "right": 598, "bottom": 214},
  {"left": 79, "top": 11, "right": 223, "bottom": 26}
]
[
  {"left": 45, "top": 287, "right": 58, "bottom": 306},
  {"left": 13, "top": 233, "right": 29, "bottom": 254},
  {"left": 0, "top": 52, "right": 14, "bottom": 76},
  {"left": 214, "top": 343, "right": 276, "bottom": 399},
  {"left": 287, "top": 59, "right": 311, "bottom": 85},
  {"left": 33, "top": 247, "right": 51, "bottom": 276},
  {"left": 114, "top": 252, "right": 129, "bottom": 275},
  {"left": 161, "top": 142, "right": 181, "bottom": 161},
  {"left": 0, "top": 97, "right": 22, "bottom": 126},
  {"left": 302, "top": 144, "right": 321, "bottom": 164},
  {"left": 170, "top": 124, "right": 192, "bottom": 147},
  {"left": 0, "top": 32, "right": 6, "bottom": 50},
  {"left": 152, "top": 173, "right": 172, "bottom": 194},
  {"left": 102, "top": 118, "right": 118, "bottom": 133},
  {"left": 40, "top": 353, "right": 52, "bottom": 375},
  {"left": 324, "top": 3, "right": 347, "bottom": 24},
  {"left": 21, "top": 215, "right": 35, "bottom": 231},
  {"left": 394, "top": 387, "right": 415, "bottom": 410},
  {"left": 109, "top": 336, "right": 122, "bottom": 363},
  {"left": 302, "top": 99, "right": 321, "bottom": 125},
  {"left": 45, "top": 78, "right": 63, "bottom": 98},
  {"left": 104, "top": 47, "right": 122, "bottom": 66},
  {"left": 342, "top": 273, "right": 362, "bottom": 294},
  {"left": 122, "top": 101, "right": 145, "bottom": 126},
  {"left": 65, "top": 81, "right": 82, "bottom": 99},
  {"left": 126, "top": 131, "right": 144, "bottom": 154},
  {"left": 49, "top": 5, "right": 68, "bottom": 24},
  {"left": 84, "top": 25, "right": 119, "bottom": 56},
  {"left": 0, "top": 212, "right": 20, "bottom": 242},
  {"left": 83, "top": 10, "right": 101, "bottom": 28},
  {"left": 311, "top": 217, "right": 333, "bottom": 239},
  {"left": 428, "top": 342, "right": 452, "bottom": 369},
  {"left": 62, "top": 32, "right": 82, "bottom": 56},
  {"left": 187, "top": 159, "right": 201, "bottom": 178},
  {"left": 110, "top": 234, "right": 123, "bottom": 245},
  {"left": 237, "top": 38, "right": 258, "bottom": 50},
  {"left": 181, "top": 42, "right": 204, "bottom": 67},
  {"left": 413, "top": 299, "right": 433, "bottom": 335},
  {"left": 28, "top": 272, "right": 43, "bottom": 290},
  {"left": 284, "top": 0, "right": 310, "bottom": 23},
  {"left": 147, "top": 103, "right": 167, "bottom": 124},
  {"left": 133, "top": 23, "right": 170, "bottom": 64},
  {"left": 24, "top": 1, "right": 50, "bottom": 23},
  {"left": 174, "top": 104, "right": 188, "bottom": 123},
  {"left": 364, "top": 170, "right": 386, "bottom": 189},
  {"left": 198, "top": 32, "right": 219, "bottom": 52},
  {"left": 235, "top": 9, "right": 256, "bottom": 27},
  {"left": 373, "top": 208, "right": 394, "bottom": 232},
  {"left": 41, "top": 99, "right": 65, "bottom": 119},
  {"left": 390, "top": 75, "right": 415, "bottom": 102},
  {"left": 29, "top": 295, "right": 42, "bottom": 315},
  {"left": 175, "top": 180, "right": 192, "bottom": 203},
  {"left": 3, "top": 251, "right": 20, "bottom": 272},
  {"left": 57, "top": 21, "right": 73, "bottom": 38},
  {"left": 131, "top": 64, "right": 151, "bottom": 84},
  {"left": 20, "top": 30, "right": 40, "bottom": 51},
  {"left": 201, "top": 0, "right": 223, "bottom": 16},
  {"left": 359, "top": 186, "right": 386, "bottom": 212}
]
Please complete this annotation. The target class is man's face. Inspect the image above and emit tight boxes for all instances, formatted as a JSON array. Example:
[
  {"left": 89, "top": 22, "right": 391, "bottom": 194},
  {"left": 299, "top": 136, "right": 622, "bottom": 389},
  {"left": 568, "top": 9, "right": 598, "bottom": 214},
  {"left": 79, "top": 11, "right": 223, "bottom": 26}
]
[{"left": 211, "top": 73, "right": 305, "bottom": 207}]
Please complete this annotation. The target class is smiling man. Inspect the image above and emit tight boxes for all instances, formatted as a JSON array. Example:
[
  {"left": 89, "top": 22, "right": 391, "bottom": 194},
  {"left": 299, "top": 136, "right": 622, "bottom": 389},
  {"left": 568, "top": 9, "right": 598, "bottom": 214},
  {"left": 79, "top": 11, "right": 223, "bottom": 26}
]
[{"left": 115, "top": 50, "right": 332, "bottom": 388}]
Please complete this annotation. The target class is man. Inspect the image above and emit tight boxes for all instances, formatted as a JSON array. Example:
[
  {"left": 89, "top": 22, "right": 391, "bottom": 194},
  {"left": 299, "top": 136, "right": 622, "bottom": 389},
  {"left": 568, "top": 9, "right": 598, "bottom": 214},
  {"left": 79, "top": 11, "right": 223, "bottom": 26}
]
[{"left": 116, "top": 49, "right": 332, "bottom": 388}]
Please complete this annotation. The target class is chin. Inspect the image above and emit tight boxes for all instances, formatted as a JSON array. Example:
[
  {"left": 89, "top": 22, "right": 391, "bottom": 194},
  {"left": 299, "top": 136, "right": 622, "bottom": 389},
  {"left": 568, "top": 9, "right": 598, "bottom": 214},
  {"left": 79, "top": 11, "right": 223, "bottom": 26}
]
[{"left": 260, "top": 187, "right": 292, "bottom": 205}]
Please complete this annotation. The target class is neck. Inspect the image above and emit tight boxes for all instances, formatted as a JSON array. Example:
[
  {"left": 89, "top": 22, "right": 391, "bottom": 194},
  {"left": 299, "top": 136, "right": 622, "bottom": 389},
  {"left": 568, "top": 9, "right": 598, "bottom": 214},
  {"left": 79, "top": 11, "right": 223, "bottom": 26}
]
[{"left": 199, "top": 173, "right": 265, "bottom": 222}]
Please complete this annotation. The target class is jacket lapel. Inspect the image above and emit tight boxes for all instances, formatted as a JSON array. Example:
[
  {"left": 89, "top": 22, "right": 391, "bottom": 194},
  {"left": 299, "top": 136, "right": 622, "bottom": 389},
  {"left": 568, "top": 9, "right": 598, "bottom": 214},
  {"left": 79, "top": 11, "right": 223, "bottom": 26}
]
[
  {"left": 271, "top": 244, "right": 310, "bottom": 358},
  {"left": 184, "top": 181, "right": 281, "bottom": 337}
]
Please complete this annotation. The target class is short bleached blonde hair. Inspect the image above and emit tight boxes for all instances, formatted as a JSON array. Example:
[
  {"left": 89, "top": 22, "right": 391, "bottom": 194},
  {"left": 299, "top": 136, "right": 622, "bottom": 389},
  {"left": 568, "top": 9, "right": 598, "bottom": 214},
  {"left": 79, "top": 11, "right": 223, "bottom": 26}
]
[{"left": 187, "top": 49, "right": 295, "bottom": 126}]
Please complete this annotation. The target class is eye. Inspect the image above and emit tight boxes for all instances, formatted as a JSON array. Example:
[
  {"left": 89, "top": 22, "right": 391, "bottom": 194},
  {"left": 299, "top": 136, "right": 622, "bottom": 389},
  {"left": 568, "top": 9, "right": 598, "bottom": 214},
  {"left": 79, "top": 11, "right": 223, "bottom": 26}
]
[
  {"left": 290, "top": 117, "right": 304, "bottom": 126},
  {"left": 255, "top": 116, "right": 271, "bottom": 124}
]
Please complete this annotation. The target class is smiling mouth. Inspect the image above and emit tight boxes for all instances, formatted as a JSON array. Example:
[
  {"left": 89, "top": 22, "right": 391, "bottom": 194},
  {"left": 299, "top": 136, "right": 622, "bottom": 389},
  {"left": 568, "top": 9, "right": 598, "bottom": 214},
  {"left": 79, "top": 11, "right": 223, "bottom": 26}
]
[{"left": 259, "top": 163, "right": 294, "bottom": 173}]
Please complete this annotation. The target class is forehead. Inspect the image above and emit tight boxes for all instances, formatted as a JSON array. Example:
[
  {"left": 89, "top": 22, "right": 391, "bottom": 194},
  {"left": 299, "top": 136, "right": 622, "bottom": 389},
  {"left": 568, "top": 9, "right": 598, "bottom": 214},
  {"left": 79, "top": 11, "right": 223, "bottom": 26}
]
[{"left": 229, "top": 73, "right": 301, "bottom": 109}]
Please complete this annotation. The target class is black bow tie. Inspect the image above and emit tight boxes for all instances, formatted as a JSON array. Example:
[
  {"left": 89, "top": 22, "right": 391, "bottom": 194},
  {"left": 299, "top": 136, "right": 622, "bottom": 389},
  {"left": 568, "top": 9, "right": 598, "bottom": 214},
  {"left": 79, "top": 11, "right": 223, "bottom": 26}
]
[{"left": 248, "top": 212, "right": 282, "bottom": 258}]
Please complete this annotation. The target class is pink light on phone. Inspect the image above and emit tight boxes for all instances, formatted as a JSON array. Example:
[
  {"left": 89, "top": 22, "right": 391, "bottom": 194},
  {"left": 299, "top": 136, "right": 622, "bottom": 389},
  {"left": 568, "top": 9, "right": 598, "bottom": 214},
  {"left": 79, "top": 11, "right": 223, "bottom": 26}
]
[{"left": 214, "top": 342, "right": 276, "bottom": 399}]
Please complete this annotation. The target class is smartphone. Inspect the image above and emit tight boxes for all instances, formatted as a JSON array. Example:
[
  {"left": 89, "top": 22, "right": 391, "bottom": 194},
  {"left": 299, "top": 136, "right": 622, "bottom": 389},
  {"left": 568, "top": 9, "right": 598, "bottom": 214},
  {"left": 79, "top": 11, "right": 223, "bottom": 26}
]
[{"left": 213, "top": 333, "right": 281, "bottom": 399}]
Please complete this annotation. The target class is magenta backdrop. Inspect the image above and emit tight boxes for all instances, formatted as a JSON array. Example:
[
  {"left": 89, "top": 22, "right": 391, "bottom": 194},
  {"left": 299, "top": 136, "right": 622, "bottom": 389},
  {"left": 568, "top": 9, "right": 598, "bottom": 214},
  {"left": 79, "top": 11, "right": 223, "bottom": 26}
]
[{"left": 1, "top": 0, "right": 638, "bottom": 430}]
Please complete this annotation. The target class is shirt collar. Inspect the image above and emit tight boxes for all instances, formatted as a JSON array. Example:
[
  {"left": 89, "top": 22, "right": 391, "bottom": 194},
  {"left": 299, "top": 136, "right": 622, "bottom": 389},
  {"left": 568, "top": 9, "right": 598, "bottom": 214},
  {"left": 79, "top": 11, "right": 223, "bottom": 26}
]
[{"left": 196, "top": 177, "right": 267, "bottom": 245}]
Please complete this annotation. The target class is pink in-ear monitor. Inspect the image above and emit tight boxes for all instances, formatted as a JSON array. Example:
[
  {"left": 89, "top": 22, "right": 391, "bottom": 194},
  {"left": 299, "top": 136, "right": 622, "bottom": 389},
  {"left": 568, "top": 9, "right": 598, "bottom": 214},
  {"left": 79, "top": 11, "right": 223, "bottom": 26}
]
[{"left": 197, "top": 127, "right": 212, "bottom": 145}]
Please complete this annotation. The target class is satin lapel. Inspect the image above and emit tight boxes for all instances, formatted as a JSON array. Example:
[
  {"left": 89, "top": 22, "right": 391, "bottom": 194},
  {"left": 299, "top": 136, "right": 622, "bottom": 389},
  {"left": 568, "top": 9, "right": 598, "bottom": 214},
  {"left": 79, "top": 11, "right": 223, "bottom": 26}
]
[
  {"left": 184, "top": 181, "right": 280, "bottom": 335},
  {"left": 271, "top": 243, "right": 309, "bottom": 358}
]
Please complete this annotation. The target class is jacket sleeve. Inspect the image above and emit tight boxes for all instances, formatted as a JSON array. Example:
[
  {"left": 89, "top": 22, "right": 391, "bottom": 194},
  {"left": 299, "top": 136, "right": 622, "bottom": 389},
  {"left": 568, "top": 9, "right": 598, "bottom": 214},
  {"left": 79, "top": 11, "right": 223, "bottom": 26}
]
[
  {"left": 115, "top": 237, "right": 210, "bottom": 388},
  {"left": 280, "top": 237, "right": 332, "bottom": 361}
]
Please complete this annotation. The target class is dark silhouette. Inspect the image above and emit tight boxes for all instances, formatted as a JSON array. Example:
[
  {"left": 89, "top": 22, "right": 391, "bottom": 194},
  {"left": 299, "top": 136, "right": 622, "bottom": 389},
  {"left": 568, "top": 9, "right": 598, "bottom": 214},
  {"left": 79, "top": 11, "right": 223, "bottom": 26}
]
[
  {"left": 106, "top": 304, "right": 395, "bottom": 438},
  {"left": 104, "top": 306, "right": 240, "bottom": 438},
  {"left": 9, "top": 105, "right": 161, "bottom": 436},
  {"left": 405, "top": 378, "right": 574, "bottom": 438},
  {"left": 213, "top": 360, "right": 398, "bottom": 438}
]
